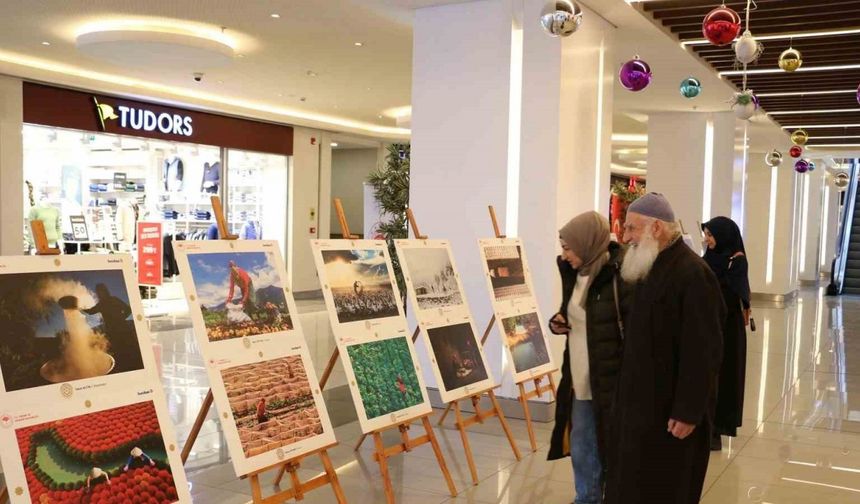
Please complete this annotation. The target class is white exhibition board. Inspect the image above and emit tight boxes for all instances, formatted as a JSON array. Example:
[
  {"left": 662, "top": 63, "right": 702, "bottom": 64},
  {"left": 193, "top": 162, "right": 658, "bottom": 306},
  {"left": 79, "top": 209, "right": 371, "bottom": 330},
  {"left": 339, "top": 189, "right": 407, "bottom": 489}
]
[
  {"left": 0, "top": 254, "right": 191, "bottom": 503},
  {"left": 477, "top": 238, "right": 557, "bottom": 384},
  {"left": 173, "top": 240, "right": 335, "bottom": 476},
  {"left": 311, "top": 239, "right": 432, "bottom": 433},
  {"left": 394, "top": 239, "right": 496, "bottom": 403}
]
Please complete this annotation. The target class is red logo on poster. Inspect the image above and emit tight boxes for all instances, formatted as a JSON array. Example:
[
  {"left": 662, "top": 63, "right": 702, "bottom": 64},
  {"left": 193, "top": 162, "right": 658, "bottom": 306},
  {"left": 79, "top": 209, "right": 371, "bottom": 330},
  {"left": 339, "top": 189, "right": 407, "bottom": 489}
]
[{"left": 137, "top": 222, "right": 163, "bottom": 286}]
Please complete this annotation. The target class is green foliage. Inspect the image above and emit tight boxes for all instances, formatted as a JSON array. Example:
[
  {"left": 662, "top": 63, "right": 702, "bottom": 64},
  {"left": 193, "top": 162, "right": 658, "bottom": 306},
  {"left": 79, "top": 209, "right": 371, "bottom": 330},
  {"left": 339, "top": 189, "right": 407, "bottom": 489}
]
[
  {"left": 367, "top": 144, "right": 410, "bottom": 306},
  {"left": 347, "top": 337, "right": 422, "bottom": 419},
  {"left": 610, "top": 180, "right": 645, "bottom": 204}
]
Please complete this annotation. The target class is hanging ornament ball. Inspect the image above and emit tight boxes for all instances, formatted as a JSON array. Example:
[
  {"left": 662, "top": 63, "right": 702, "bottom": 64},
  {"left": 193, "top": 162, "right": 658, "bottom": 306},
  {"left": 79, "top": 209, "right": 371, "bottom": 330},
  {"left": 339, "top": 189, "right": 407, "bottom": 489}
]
[
  {"left": 794, "top": 159, "right": 809, "bottom": 173},
  {"left": 619, "top": 57, "right": 652, "bottom": 92},
  {"left": 540, "top": 1, "right": 583, "bottom": 37},
  {"left": 835, "top": 172, "right": 850, "bottom": 190},
  {"left": 789, "top": 145, "right": 803, "bottom": 158},
  {"left": 702, "top": 5, "right": 741, "bottom": 46},
  {"left": 807, "top": 160, "right": 816, "bottom": 172},
  {"left": 856, "top": 83, "right": 860, "bottom": 105},
  {"left": 778, "top": 47, "right": 803, "bottom": 72},
  {"left": 679, "top": 77, "right": 702, "bottom": 98},
  {"left": 732, "top": 91, "right": 759, "bottom": 120},
  {"left": 734, "top": 30, "right": 763, "bottom": 64},
  {"left": 790, "top": 129, "right": 809, "bottom": 146},
  {"left": 764, "top": 149, "right": 783, "bottom": 167}
]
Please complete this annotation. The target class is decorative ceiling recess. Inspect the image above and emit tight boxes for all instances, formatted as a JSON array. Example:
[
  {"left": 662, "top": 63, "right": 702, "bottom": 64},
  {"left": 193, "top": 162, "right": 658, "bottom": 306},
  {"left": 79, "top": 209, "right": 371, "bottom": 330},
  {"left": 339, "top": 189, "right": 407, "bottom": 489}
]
[{"left": 640, "top": 0, "right": 860, "bottom": 149}]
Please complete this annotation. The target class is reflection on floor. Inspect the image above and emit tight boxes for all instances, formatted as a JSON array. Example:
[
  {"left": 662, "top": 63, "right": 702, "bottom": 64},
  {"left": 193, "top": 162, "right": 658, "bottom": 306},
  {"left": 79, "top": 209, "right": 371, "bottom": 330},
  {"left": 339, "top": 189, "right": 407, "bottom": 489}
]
[{"left": 4, "top": 288, "right": 854, "bottom": 503}]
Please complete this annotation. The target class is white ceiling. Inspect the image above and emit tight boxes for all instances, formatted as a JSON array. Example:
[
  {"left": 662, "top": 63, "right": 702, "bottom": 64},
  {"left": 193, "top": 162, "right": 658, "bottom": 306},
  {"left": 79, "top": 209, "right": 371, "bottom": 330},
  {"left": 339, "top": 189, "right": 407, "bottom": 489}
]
[
  {"left": 0, "top": 0, "right": 420, "bottom": 138},
  {"left": 0, "top": 0, "right": 822, "bottom": 158}
]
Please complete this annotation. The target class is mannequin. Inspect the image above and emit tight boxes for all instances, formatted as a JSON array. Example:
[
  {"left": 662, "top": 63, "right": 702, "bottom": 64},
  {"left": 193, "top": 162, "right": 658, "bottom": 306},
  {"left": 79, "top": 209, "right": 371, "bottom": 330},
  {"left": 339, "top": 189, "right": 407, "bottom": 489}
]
[
  {"left": 163, "top": 155, "right": 184, "bottom": 192},
  {"left": 28, "top": 198, "right": 62, "bottom": 247},
  {"left": 115, "top": 199, "right": 137, "bottom": 251},
  {"left": 201, "top": 161, "right": 221, "bottom": 194}
]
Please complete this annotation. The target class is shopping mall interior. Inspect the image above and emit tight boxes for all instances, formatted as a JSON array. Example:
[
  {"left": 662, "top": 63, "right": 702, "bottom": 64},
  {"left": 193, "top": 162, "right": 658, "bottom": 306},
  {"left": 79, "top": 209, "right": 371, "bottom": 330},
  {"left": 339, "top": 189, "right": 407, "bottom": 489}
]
[{"left": 0, "top": 1, "right": 859, "bottom": 503}]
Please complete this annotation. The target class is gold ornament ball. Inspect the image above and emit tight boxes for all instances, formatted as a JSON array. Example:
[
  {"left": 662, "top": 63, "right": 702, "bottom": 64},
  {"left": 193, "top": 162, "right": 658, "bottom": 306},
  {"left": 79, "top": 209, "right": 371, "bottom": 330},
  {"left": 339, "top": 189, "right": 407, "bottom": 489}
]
[
  {"left": 790, "top": 129, "right": 809, "bottom": 146},
  {"left": 779, "top": 47, "right": 802, "bottom": 72}
]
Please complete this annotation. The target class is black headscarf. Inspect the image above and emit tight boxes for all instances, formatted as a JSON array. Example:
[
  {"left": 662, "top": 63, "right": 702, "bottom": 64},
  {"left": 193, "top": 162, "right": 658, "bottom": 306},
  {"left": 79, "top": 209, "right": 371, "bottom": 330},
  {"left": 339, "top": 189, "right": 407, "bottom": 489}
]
[{"left": 702, "top": 216, "right": 750, "bottom": 307}]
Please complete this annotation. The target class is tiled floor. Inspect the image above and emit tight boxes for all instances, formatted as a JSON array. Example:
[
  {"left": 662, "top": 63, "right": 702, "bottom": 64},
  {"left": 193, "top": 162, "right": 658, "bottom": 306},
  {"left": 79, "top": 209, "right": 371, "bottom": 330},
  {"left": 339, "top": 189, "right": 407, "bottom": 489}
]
[{"left": 5, "top": 288, "right": 856, "bottom": 503}]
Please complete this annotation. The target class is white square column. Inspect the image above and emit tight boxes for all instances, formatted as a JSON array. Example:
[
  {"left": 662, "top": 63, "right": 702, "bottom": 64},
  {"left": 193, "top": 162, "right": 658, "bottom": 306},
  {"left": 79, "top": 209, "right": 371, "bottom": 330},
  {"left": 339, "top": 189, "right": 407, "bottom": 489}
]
[{"left": 411, "top": 0, "right": 615, "bottom": 396}]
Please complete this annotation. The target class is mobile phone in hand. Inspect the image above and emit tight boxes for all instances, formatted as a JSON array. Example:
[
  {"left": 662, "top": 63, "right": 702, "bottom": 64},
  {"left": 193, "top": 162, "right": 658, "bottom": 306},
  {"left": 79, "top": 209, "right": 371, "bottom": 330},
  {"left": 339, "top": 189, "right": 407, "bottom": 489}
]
[{"left": 749, "top": 317, "right": 756, "bottom": 332}]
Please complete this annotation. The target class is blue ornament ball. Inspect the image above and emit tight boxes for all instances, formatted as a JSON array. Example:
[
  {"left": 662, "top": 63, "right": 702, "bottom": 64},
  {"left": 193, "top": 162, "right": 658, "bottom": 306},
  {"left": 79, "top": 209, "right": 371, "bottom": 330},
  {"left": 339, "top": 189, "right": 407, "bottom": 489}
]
[{"left": 680, "top": 77, "right": 702, "bottom": 98}]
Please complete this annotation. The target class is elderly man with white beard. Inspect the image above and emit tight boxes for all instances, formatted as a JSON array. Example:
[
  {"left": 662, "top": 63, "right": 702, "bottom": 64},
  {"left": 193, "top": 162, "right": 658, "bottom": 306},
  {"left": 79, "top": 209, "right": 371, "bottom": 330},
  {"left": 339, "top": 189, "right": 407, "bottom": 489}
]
[{"left": 604, "top": 193, "right": 725, "bottom": 504}]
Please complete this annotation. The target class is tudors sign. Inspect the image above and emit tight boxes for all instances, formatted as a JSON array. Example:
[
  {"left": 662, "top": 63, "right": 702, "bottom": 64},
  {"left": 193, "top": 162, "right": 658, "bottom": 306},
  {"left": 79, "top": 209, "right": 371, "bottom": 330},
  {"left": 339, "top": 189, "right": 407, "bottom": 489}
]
[
  {"left": 23, "top": 82, "right": 293, "bottom": 156},
  {"left": 95, "top": 98, "right": 193, "bottom": 136}
]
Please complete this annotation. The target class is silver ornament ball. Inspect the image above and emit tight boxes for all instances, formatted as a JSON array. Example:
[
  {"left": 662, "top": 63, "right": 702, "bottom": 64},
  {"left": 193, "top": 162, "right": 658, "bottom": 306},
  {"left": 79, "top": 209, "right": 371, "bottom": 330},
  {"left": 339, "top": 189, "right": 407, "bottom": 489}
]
[
  {"left": 541, "top": 1, "right": 583, "bottom": 37},
  {"left": 764, "top": 149, "right": 783, "bottom": 167},
  {"left": 835, "top": 172, "right": 850, "bottom": 190}
]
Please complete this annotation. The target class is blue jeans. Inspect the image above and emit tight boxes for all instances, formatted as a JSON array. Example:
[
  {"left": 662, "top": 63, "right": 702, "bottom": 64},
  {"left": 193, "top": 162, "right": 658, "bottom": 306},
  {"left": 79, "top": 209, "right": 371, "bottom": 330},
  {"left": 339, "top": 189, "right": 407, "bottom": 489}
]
[{"left": 570, "top": 398, "right": 602, "bottom": 504}]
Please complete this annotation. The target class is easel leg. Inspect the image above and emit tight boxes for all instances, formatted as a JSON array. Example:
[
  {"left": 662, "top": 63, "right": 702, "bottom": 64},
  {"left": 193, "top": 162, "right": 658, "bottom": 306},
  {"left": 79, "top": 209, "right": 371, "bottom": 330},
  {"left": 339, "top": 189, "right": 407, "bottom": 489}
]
[
  {"left": 422, "top": 416, "right": 458, "bottom": 497},
  {"left": 354, "top": 433, "right": 368, "bottom": 452},
  {"left": 249, "top": 473, "right": 264, "bottom": 503},
  {"left": 437, "top": 403, "right": 454, "bottom": 425},
  {"left": 373, "top": 432, "right": 396, "bottom": 504},
  {"left": 488, "top": 390, "right": 522, "bottom": 460},
  {"left": 181, "top": 388, "right": 214, "bottom": 464},
  {"left": 453, "top": 402, "right": 479, "bottom": 486},
  {"left": 320, "top": 450, "right": 348, "bottom": 504},
  {"left": 274, "top": 463, "right": 288, "bottom": 486},
  {"left": 286, "top": 464, "right": 303, "bottom": 501},
  {"left": 518, "top": 382, "right": 538, "bottom": 452}
]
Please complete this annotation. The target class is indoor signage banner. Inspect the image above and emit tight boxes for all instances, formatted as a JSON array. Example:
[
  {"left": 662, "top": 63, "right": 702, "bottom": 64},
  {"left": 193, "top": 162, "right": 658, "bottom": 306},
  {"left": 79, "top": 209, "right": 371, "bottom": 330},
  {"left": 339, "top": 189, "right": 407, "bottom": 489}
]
[{"left": 137, "top": 222, "right": 163, "bottom": 286}]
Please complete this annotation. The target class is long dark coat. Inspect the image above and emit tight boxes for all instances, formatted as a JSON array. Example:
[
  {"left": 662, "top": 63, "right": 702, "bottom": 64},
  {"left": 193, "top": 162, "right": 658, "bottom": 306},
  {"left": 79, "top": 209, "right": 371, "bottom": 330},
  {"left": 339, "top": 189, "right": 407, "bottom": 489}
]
[
  {"left": 605, "top": 239, "right": 725, "bottom": 504},
  {"left": 713, "top": 254, "right": 748, "bottom": 437},
  {"left": 547, "top": 242, "right": 631, "bottom": 473}
]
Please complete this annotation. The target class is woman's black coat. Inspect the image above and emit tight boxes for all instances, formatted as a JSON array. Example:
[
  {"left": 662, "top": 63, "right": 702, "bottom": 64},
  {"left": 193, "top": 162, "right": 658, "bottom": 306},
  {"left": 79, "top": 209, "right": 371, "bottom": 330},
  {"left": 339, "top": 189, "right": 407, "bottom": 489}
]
[{"left": 547, "top": 242, "right": 630, "bottom": 470}]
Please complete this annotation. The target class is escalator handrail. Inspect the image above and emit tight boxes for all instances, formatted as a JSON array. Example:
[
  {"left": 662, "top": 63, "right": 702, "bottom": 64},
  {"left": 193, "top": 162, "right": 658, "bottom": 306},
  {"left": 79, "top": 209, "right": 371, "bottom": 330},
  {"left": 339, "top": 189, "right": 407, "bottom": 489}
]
[{"left": 834, "top": 160, "right": 859, "bottom": 293}]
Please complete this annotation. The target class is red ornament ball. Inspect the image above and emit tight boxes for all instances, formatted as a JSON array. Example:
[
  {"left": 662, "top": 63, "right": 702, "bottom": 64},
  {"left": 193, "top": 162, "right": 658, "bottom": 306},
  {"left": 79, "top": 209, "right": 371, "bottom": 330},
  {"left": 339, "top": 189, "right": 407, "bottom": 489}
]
[
  {"left": 789, "top": 145, "right": 803, "bottom": 158},
  {"left": 702, "top": 6, "right": 741, "bottom": 46}
]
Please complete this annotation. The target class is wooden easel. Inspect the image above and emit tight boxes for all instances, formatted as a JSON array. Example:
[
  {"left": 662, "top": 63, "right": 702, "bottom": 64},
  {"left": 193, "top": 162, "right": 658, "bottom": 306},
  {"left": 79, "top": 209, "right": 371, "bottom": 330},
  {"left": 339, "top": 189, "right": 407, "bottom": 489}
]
[
  {"left": 180, "top": 196, "right": 346, "bottom": 503},
  {"left": 352, "top": 209, "right": 522, "bottom": 485},
  {"left": 315, "top": 199, "right": 457, "bottom": 503},
  {"left": 436, "top": 205, "right": 557, "bottom": 452},
  {"left": 29, "top": 220, "right": 61, "bottom": 255},
  {"left": 0, "top": 225, "right": 62, "bottom": 502}
]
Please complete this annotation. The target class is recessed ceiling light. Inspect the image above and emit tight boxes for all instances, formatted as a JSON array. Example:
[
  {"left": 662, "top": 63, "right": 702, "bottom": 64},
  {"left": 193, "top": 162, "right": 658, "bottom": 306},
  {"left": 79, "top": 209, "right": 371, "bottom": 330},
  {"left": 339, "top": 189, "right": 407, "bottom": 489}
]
[
  {"left": 277, "top": 93, "right": 283, "bottom": 97},
  {"left": 41, "top": 41, "right": 51, "bottom": 46},
  {"left": 781, "top": 124, "right": 860, "bottom": 129},
  {"left": 217, "top": 80, "right": 224, "bottom": 84},
  {"left": 354, "top": 42, "right": 363, "bottom": 47},
  {"left": 270, "top": 13, "right": 280, "bottom": 18},
  {"left": 378, "top": 115, "right": 383, "bottom": 119},
  {"left": 237, "top": 54, "right": 245, "bottom": 58},
  {"left": 331, "top": 142, "right": 339, "bottom": 147}
]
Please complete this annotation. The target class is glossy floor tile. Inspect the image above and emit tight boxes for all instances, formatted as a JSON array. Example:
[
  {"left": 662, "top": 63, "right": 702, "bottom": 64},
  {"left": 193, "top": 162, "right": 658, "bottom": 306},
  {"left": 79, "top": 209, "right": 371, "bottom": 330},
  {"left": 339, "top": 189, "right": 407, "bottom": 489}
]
[
  {"left": 162, "top": 289, "right": 860, "bottom": 503},
  {"left": 5, "top": 288, "right": 853, "bottom": 503}
]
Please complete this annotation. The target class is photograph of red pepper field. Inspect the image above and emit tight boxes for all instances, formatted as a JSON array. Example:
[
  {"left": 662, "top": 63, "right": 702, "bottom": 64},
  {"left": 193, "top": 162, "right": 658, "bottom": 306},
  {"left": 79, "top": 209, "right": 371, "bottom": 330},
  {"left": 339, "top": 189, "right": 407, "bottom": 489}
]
[
  {"left": 15, "top": 401, "right": 180, "bottom": 503},
  {"left": 221, "top": 355, "right": 325, "bottom": 458}
]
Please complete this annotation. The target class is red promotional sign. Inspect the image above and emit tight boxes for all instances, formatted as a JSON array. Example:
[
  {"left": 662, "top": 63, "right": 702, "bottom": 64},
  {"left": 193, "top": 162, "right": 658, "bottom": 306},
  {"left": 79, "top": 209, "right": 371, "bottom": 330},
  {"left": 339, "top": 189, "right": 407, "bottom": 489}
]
[{"left": 137, "top": 222, "right": 163, "bottom": 286}]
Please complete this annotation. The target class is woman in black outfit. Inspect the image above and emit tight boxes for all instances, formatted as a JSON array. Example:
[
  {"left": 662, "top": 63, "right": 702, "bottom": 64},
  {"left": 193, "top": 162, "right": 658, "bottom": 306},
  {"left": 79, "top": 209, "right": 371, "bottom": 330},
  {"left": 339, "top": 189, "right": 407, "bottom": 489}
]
[{"left": 701, "top": 216, "right": 751, "bottom": 451}]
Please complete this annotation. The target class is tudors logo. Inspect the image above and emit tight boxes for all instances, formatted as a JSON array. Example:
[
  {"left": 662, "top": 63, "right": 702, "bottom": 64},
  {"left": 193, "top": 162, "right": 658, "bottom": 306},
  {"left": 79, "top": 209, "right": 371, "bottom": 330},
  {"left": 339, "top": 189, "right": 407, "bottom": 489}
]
[{"left": 94, "top": 97, "right": 193, "bottom": 136}]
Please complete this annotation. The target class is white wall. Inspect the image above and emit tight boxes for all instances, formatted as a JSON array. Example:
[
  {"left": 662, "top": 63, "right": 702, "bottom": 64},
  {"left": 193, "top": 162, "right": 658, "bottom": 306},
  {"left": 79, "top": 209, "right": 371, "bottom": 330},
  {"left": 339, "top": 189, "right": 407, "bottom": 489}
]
[
  {"left": 412, "top": 0, "right": 514, "bottom": 390},
  {"left": 745, "top": 154, "right": 798, "bottom": 296},
  {"left": 647, "top": 111, "right": 739, "bottom": 255},
  {"left": 0, "top": 76, "right": 23, "bottom": 255},
  {"left": 330, "top": 148, "right": 379, "bottom": 236},
  {"left": 798, "top": 169, "right": 824, "bottom": 282},
  {"left": 289, "top": 127, "right": 325, "bottom": 293}
]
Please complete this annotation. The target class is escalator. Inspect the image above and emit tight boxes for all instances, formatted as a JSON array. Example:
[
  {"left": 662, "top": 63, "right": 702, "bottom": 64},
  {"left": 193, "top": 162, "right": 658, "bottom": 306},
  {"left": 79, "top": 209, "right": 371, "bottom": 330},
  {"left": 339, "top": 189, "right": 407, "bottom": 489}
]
[{"left": 830, "top": 160, "right": 860, "bottom": 295}]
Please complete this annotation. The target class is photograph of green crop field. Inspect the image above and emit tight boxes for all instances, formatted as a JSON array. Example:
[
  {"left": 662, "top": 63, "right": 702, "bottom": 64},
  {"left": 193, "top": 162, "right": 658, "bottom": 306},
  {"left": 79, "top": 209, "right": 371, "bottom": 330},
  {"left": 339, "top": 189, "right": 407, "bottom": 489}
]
[
  {"left": 346, "top": 337, "right": 423, "bottom": 419},
  {"left": 15, "top": 401, "right": 179, "bottom": 503}
]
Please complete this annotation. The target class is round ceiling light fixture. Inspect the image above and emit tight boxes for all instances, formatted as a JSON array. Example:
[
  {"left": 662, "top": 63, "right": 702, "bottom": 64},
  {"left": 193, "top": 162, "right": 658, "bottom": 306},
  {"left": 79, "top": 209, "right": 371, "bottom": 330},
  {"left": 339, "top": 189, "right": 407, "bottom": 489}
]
[{"left": 76, "top": 21, "right": 236, "bottom": 69}]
